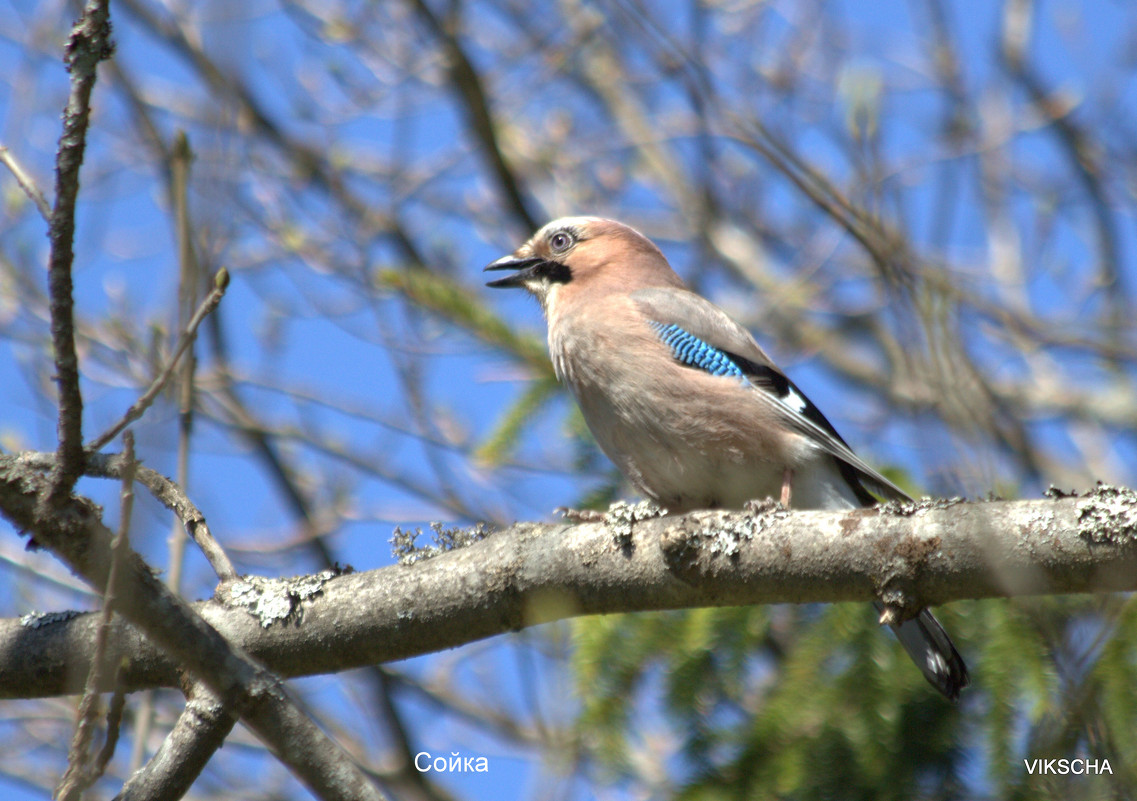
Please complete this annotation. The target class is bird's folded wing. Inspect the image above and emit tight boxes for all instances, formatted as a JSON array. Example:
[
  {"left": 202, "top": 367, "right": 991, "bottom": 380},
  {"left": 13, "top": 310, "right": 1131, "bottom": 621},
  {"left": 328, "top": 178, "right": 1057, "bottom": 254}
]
[{"left": 631, "top": 286, "right": 911, "bottom": 503}]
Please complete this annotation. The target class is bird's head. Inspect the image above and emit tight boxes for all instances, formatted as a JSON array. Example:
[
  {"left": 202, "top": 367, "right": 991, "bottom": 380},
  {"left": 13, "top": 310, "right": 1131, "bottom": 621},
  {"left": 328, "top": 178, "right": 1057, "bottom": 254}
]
[{"left": 484, "top": 216, "right": 681, "bottom": 312}]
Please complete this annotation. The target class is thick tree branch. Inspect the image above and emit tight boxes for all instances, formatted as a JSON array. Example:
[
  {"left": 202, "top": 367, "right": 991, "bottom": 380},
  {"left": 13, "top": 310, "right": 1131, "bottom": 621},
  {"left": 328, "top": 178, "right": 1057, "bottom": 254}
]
[
  {"left": 2, "top": 479, "right": 1134, "bottom": 701},
  {"left": 116, "top": 681, "right": 237, "bottom": 801},
  {"left": 0, "top": 458, "right": 386, "bottom": 801}
]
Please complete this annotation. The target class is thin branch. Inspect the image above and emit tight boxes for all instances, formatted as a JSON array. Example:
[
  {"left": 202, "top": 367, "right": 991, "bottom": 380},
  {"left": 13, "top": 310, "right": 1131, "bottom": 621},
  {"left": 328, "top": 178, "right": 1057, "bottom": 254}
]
[
  {"left": 17, "top": 450, "right": 237, "bottom": 581},
  {"left": 1004, "top": 52, "right": 1126, "bottom": 357},
  {"left": 117, "top": 0, "right": 425, "bottom": 264},
  {"left": 368, "top": 668, "right": 463, "bottom": 801},
  {"left": 0, "top": 144, "right": 52, "bottom": 221},
  {"left": 405, "top": 0, "right": 541, "bottom": 231},
  {"left": 116, "top": 681, "right": 238, "bottom": 801},
  {"left": 94, "top": 688, "right": 126, "bottom": 782},
  {"left": 46, "top": 0, "right": 114, "bottom": 504},
  {"left": 86, "top": 269, "right": 229, "bottom": 453},
  {"left": 57, "top": 432, "right": 135, "bottom": 801},
  {"left": 167, "top": 127, "right": 200, "bottom": 595},
  {"left": 128, "top": 129, "right": 206, "bottom": 777}
]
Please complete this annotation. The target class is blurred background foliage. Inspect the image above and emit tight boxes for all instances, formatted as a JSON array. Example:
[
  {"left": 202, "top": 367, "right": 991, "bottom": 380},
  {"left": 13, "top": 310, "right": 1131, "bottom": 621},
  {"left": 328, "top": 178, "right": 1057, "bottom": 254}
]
[{"left": 1, "top": 0, "right": 1136, "bottom": 798}]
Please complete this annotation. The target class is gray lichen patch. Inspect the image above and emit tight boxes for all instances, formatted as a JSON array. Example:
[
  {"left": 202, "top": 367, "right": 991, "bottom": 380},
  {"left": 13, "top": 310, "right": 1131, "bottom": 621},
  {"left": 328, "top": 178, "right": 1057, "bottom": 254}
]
[
  {"left": 225, "top": 569, "right": 342, "bottom": 628},
  {"left": 1077, "top": 484, "right": 1137, "bottom": 546},
  {"left": 602, "top": 500, "right": 667, "bottom": 548},
  {"left": 876, "top": 496, "right": 965, "bottom": 517},
  {"left": 19, "top": 609, "right": 82, "bottom": 628},
  {"left": 1022, "top": 504, "right": 1058, "bottom": 537},
  {"left": 694, "top": 512, "right": 765, "bottom": 559},
  {"left": 391, "top": 522, "right": 490, "bottom": 565},
  {"left": 669, "top": 505, "right": 786, "bottom": 563}
]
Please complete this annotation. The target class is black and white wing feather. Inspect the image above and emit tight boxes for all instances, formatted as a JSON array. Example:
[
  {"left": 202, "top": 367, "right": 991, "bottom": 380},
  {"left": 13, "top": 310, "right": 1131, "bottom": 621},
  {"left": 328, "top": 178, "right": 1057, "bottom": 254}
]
[{"left": 631, "top": 286, "right": 909, "bottom": 504}]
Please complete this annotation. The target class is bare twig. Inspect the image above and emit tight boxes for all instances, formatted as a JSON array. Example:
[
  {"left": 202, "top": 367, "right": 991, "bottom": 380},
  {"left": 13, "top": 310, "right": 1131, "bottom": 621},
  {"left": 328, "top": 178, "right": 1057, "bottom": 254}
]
[
  {"left": 17, "top": 450, "right": 238, "bottom": 582},
  {"left": 166, "top": 128, "right": 200, "bottom": 596},
  {"left": 0, "top": 144, "right": 52, "bottom": 221},
  {"left": 1003, "top": 35, "right": 1126, "bottom": 357},
  {"left": 45, "top": 0, "right": 114, "bottom": 505},
  {"left": 85, "top": 268, "right": 229, "bottom": 453},
  {"left": 368, "top": 668, "right": 462, "bottom": 801},
  {"left": 405, "top": 0, "right": 541, "bottom": 231},
  {"left": 130, "top": 129, "right": 204, "bottom": 776},
  {"left": 56, "top": 432, "right": 135, "bottom": 801},
  {"left": 94, "top": 687, "right": 126, "bottom": 778},
  {"left": 117, "top": 0, "right": 425, "bottom": 264}
]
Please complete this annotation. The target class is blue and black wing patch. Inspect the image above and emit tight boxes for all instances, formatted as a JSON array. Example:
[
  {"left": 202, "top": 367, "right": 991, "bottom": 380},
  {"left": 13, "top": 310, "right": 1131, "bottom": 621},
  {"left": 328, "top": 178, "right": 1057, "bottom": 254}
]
[
  {"left": 648, "top": 322, "right": 746, "bottom": 379},
  {"left": 648, "top": 319, "right": 880, "bottom": 504},
  {"left": 648, "top": 321, "right": 836, "bottom": 437}
]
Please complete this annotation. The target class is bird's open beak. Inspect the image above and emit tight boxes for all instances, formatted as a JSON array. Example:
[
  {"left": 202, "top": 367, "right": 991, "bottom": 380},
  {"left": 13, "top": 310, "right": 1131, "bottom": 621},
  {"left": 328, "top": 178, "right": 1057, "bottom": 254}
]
[{"left": 484, "top": 255, "right": 544, "bottom": 288}]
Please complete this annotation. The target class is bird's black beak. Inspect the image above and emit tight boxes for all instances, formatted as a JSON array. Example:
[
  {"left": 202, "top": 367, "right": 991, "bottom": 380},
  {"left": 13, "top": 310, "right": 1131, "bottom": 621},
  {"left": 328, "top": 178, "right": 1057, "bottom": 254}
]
[{"left": 484, "top": 255, "right": 543, "bottom": 288}]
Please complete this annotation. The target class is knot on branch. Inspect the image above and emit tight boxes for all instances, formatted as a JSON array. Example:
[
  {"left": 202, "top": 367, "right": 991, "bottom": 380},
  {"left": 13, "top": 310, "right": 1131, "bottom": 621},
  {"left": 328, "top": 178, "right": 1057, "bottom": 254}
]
[
  {"left": 65, "top": 3, "right": 115, "bottom": 75},
  {"left": 871, "top": 532, "right": 944, "bottom": 619},
  {"left": 870, "top": 500, "right": 958, "bottom": 615}
]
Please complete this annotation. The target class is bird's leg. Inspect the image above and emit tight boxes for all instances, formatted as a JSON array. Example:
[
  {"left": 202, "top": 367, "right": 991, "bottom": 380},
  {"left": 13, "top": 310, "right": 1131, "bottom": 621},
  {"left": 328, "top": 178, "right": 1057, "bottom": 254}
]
[{"left": 780, "top": 467, "right": 793, "bottom": 507}]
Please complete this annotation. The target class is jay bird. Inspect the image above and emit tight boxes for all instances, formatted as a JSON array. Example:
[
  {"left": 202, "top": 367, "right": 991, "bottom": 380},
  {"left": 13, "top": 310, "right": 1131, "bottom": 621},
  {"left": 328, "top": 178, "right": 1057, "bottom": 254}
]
[{"left": 485, "top": 216, "right": 969, "bottom": 700}]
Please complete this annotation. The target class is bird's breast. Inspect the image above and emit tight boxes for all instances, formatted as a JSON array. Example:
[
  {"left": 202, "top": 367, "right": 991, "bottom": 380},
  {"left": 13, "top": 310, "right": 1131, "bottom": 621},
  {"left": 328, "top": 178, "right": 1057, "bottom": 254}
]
[{"left": 548, "top": 310, "right": 818, "bottom": 510}]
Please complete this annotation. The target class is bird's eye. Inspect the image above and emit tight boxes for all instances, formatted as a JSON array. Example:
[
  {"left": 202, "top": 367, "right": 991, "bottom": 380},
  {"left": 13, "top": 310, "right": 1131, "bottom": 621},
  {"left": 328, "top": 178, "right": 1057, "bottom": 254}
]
[{"left": 549, "top": 231, "right": 574, "bottom": 253}]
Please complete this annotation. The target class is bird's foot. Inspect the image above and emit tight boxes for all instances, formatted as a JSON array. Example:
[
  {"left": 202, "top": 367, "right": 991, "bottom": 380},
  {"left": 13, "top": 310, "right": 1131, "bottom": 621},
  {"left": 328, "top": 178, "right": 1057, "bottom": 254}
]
[{"left": 555, "top": 507, "right": 607, "bottom": 523}]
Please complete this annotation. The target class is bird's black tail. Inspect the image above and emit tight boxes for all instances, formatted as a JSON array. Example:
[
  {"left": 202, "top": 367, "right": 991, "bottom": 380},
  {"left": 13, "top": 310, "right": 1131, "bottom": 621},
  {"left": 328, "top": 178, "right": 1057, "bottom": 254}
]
[{"left": 876, "top": 604, "right": 970, "bottom": 701}]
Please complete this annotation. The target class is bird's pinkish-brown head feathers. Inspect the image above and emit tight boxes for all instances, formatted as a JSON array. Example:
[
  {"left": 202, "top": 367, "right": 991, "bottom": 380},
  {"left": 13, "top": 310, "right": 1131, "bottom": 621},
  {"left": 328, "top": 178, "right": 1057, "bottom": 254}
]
[{"left": 485, "top": 217, "right": 686, "bottom": 313}]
